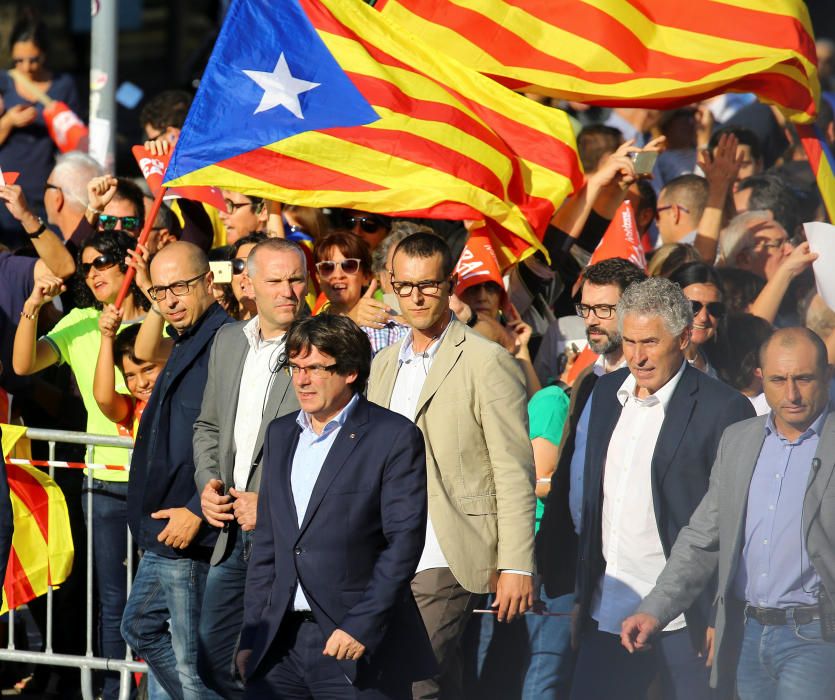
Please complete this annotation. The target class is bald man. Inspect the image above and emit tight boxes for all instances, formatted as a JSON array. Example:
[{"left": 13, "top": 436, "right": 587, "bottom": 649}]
[
  {"left": 121, "top": 242, "right": 232, "bottom": 700},
  {"left": 622, "top": 328, "right": 835, "bottom": 699}
]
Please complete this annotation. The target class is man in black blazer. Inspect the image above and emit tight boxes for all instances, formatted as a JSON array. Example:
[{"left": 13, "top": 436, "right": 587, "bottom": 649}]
[
  {"left": 570, "top": 277, "right": 754, "bottom": 700},
  {"left": 237, "top": 315, "right": 436, "bottom": 699}
]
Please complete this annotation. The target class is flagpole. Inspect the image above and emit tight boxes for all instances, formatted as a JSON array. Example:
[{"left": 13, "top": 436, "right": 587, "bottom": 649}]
[{"left": 115, "top": 187, "right": 166, "bottom": 310}]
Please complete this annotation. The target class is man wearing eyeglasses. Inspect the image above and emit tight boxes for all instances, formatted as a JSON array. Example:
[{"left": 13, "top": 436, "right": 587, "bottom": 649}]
[
  {"left": 237, "top": 314, "right": 435, "bottom": 698},
  {"left": 193, "top": 238, "right": 306, "bottom": 698},
  {"left": 121, "top": 241, "right": 232, "bottom": 700},
  {"left": 367, "top": 231, "right": 536, "bottom": 700},
  {"left": 655, "top": 174, "right": 708, "bottom": 246}
]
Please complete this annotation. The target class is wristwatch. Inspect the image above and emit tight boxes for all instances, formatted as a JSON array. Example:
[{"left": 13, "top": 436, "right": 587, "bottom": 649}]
[{"left": 26, "top": 217, "right": 47, "bottom": 239}]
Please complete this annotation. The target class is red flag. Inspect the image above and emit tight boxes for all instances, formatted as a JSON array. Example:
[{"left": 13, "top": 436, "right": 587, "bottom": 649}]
[
  {"left": 454, "top": 235, "right": 505, "bottom": 298},
  {"left": 131, "top": 146, "right": 226, "bottom": 212},
  {"left": 43, "top": 101, "right": 89, "bottom": 153},
  {"left": 1, "top": 172, "right": 19, "bottom": 185},
  {"left": 589, "top": 201, "right": 647, "bottom": 271}
]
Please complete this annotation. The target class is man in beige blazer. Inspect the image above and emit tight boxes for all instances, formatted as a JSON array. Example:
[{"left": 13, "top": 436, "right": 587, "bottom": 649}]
[{"left": 367, "top": 231, "right": 536, "bottom": 700}]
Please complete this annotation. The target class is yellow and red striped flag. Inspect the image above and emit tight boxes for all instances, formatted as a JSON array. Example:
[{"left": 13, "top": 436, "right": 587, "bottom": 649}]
[
  {"left": 1, "top": 425, "right": 74, "bottom": 613},
  {"left": 375, "top": 0, "right": 820, "bottom": 124},
  {"left": 164, "top": 0, "right": 584, "bottom": 265}
]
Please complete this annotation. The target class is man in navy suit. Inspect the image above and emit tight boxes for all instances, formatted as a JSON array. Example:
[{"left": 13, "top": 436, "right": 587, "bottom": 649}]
[
  {"left": 569, "top": 277, "right": 755, "bottom": 700},
  {"left": 237, "top": 315, "right": 436, "bottom": 699}
]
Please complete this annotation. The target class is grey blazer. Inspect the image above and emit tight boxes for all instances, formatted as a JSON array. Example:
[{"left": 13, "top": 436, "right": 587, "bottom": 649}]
[
  {"left": 193, "top": 320, "right": 299, "bottom": 565},
  {"left": 638, "top": 411, "right": 835, "bottom": 691}
]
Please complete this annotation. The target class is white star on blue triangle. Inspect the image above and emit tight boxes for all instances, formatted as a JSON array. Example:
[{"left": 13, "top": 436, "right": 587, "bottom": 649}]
[{"left": 243, "top": 53, "right": 321, "bottom": 119}]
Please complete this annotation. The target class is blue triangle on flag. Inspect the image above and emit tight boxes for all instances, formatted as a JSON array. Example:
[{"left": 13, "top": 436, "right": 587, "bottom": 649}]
[{"left": 167, "top": 0, "right": 379, "bottom": 182}]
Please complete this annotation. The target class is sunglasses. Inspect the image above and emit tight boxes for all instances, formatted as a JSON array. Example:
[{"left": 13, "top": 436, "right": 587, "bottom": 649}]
[
  {"left": 81, "top": 253, "right": 119, "bottom": 277},
  {"left": 691, "top": 300, "right": 726, "bottom": 317},
  {"left": 349, "top": 216, "right": 386, "bottom": 234},
  {"left": 315, "top": 258, "right": 361, "bottom": 277},
  {"left": 232, "top": 258, "right": 247, "bottom": 275},
  {"left": 98, "top": 214, "right": 141, "bottom": 232}
]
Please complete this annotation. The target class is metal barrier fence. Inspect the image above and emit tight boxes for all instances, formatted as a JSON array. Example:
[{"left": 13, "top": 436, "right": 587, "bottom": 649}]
[{"left": 0, "top": 427, "right": 148, "bottom": 700}]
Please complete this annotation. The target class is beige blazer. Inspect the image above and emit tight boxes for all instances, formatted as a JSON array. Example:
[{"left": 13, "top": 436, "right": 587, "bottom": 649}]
[{"left": 368, "top": 318, "right": 536, "bottom": 593}]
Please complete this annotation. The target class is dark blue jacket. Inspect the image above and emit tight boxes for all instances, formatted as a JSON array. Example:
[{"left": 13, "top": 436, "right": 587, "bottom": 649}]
[
  {"left": 576, "top": 364, "right": 755, "bottom": 651},
  {"left": 240, "top": 395, "right": 437, "bottom": 688},
  {"left": 128, "top": 303, "right": 232, "bottom": 558}
]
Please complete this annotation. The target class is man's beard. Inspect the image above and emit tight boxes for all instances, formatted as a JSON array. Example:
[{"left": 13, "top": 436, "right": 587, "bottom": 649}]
[{"left": 586, "top": 326, "right": 621, "bottom": 355}]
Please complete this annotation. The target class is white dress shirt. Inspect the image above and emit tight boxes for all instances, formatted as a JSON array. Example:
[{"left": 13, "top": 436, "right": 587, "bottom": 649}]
[
  {"left": 389, "top": 318, "right": 452, "bottom": 573},
  {"left": 232, "top": 316, "right": 286, "bottom": 491},
  {"left": 591, "top": 361, "right": 688, "bottom": 634}
]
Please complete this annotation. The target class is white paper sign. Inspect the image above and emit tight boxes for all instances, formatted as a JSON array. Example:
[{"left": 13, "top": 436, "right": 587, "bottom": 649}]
[{"left": 803, "top": 221, "right": 835, "bottom": 309}]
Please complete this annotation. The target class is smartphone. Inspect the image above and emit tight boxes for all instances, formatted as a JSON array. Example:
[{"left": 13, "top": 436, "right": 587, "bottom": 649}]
[
  {"left": 209, "top": 261, "right": 233, "bottom": 284},
  {"left": 630, "top": 150, "right": 658, "bottom": 176},
  {"left": 383, "top": 292, "right": 401, "bottom": 314}
]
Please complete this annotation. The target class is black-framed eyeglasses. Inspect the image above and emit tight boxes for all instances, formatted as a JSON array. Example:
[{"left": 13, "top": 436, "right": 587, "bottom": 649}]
[
  {"left": 391, "top": 278, "right": 447, "bottom": 298},
  {"left": 691, "top": 300, "right": 726, "bottom": 318},
  {"left": 80, "top": 253, "right": 119, "bottom": 277},
  {"left": 147, "top": 271, "right": 209, "bottom": 301},
  {"left": 349, "top": 216, "right": 385, "bottom": 234},
  {"left": 283, "top": 363, "right": 339, "bottom": 378},
  {"left": 98, "top": 214, "right": 141, "bottom": 232},
  {"left": 231, "top": 258, "right": 247, "bottom": 275},
  {"left": 224, "top": 198, "right": 252, "bottom": 214},
  {"left": 575, "top": 303, "right": 617, "bottom": 319},
  {"left": 316, "top": 258, "right": 361, "bottom": 277}
]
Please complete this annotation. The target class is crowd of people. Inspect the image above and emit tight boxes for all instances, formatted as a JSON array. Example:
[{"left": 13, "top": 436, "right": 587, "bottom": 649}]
[{"left": 1, "top": 9, "right": 835, "bottom": 700}]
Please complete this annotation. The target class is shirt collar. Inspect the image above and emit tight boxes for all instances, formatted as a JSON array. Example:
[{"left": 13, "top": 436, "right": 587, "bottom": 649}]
[
  {"left": 166, "top": 301, "right": 220, "bottom": 341},
  {"left": 765, "top": 404, "right": 829, "bottom": 444},
  {"left": 593, "top": 353, "right": 627, "bottom": 376},
  {"left": 242, "top": 315, "right": 285, "bottom": 352},
  {"left": 398, "top": 312, "right": 453, "bottom": 364},
  {"left": 616, "top": 360, "right": 687, "bottom": 408},
  {"left": 295, "top": 392, "right": 360, "bottom": 436}
]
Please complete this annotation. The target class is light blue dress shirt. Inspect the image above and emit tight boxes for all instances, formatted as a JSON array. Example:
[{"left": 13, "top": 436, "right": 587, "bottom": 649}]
[
  {"left": 733, "top": 410, "right": 826, "bottom": 608},
  {"left": 290, "top": 393, "right": 360, "bottom": 611}
]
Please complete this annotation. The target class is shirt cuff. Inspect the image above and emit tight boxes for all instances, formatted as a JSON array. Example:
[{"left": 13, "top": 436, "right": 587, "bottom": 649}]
[{"left": 500, "top": 570, "right": 532, "bottom": 576}]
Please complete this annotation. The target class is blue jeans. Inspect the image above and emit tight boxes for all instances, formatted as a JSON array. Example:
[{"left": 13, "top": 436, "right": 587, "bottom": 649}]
[
  {"left": 522, "top": 588, "right": 575, "bottom": 699},
  {"left": 737, "top": 613, "right": 835, "bottom": 700},
  {"left": 82, "top": 478, "right": 130, "bottom": 700},
  {"left": 197, "top": 529, "right": 252, "bottom": 699},
  {"left": 120, "top": 551, "right": 222, "bottom": 700}
]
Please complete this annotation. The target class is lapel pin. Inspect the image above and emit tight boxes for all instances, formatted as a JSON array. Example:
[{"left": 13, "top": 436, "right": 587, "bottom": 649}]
[{"left": 350, "top": 433, "right": 356, "bottom": 439}]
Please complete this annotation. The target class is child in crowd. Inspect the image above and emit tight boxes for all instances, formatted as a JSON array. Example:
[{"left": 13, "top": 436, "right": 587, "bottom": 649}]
[{"left": 93, "top": 315, "right": 167, "bottom": 439}]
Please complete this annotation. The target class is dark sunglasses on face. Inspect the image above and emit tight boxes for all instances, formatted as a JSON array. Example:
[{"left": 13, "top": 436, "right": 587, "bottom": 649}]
[
  {"left": 232, "top": 258, "right": 247, "bottom": 275},
  {"left": 98, "top": 214, "right": 141, "bottom": 232},
  {"left": 315, "top": 258, "right": 361, "bottom": 277},
  {"left": 691, "top": 300, "right": 726, "bottom": 318},
  {"left": 81, "top": 253, "right": 119, "bottom": 277},
  {"left": 349, "top": 216, "right": 385, "bottom": 234}
]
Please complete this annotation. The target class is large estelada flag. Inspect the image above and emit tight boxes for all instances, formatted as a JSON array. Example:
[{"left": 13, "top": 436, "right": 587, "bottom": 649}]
[
  {"left": 1, "top": 425, "right": 74, "bottom": 613},
  {"left": 375, "top": 0, "right": 819, "bottom": 124},
  {"left": 164, "top": 0, "right": 583, "bottom": 264}
]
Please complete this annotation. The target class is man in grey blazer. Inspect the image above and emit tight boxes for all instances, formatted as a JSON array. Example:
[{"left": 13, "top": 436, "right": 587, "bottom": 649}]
[
  {"left": 622, "top": 327, "right": 835, "bottom": 700},
  {"left": 193, "top": 238, "right": 307, "bottom": 698}
]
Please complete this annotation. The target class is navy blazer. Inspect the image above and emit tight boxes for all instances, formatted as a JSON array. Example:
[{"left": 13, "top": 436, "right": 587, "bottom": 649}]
[
  {"left": 240, "top": 395, "right": 437, "bottom": 687},
  {"left": 576, "top": 364, "right": 755, "bottom": 650},
  {"left": 128, "top": 303, "right": 232, "bottom": 558}
]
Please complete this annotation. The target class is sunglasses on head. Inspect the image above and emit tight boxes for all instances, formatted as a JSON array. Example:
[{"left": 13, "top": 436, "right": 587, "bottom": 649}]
[
  {"left": 81, "top": 252, "right": 119, "bottom": 277},
  {"left": 232, "top": 258, "right": 247, "bottom": 275},
  {"left": 98, "top": 214, "right": 140, "bottom": 232},
  {"left": 315, "top": 258, "right": 361, "bottom": 277},
  {"left": 349, "top": 216, "right": 385, "bottom": 235},
  {"left": 691, "top": 300, "right": 726, "bottom": 317}
]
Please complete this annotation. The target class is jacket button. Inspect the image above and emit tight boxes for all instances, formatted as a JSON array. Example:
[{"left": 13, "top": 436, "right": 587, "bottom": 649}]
[{"left": 294, "top": 547, "right": 302, "bottom": 555}]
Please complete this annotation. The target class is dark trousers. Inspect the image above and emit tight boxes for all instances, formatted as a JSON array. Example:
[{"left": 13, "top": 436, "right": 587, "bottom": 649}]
[
  {"left": 245, "top": 615, "right": 408, "bottom": 699},
  {"left": 197, "top": 528, "right": 252, "bottom": 700},
  {"left": 569, "top": 620, "right": 712, "bottom": 700},
  {"left": 411, "top": 567, "right": 480, "bottom": 700}
]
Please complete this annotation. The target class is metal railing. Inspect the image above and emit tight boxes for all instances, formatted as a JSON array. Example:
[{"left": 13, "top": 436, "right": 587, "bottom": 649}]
[{"left": 0, "top": 427, "right": 148, "bottom": 700}]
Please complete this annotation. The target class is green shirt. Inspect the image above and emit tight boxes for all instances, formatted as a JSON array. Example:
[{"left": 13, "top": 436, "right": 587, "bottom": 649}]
[
  {"left": 44, "top": 307, "right": 134, "bottom": 481},
  {"left": 528, "top": 385, "right": 570, "bottom": 532}
]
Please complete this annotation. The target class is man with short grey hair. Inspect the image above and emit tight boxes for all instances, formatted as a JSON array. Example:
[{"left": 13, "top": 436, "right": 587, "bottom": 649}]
[
  {"left": 45, "top": 151, "right": 104, "bottom": 242},
  {"left": 569, "top": 276, "right": 754, "bottom": 700}
]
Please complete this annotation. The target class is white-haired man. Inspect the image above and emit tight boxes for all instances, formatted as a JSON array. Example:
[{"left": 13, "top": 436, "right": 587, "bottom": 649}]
[{"left": 569, "top": 277, "right": 754, "bottom": 700}]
